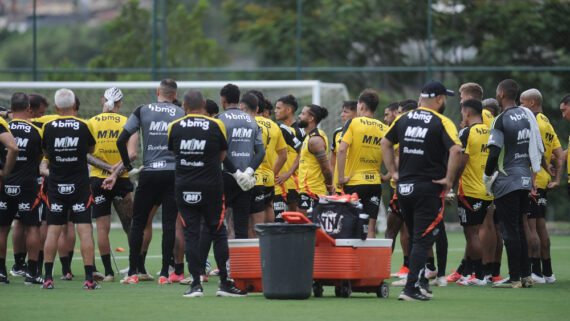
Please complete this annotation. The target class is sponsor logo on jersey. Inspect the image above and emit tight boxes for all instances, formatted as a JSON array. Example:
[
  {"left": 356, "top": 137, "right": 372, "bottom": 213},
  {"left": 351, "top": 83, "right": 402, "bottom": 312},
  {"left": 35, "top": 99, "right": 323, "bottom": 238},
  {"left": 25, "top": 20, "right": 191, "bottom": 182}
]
[
  {"left": 15, "top": 137, "right": 29, "bottom": 148},
  {"left": 231, "top": 127, "right": 252, "bottom": 138},
  {"left": 97, "top": 130, "right": 120, "bottom": 139},
  {"left": 147, "top": 144, "right": 168, "bottom": 151},
  {"left": 183, "top": 191, "right": 202, "bottom": 204},
  {"left": 57, "top": 184, "right": 75, "bottom": 194},
  {"left": 545, "top": 132, "right": 554, "bottom": 143},
  {"left": 517, "top": 128, "right": 530, "bottom": 142},
  {"left": 398, "top": 183, "right": 414, "bottom": 196},
  {"left": 362, "top": 135, "right": 382, "bottom": 145},
  {"left": 72, "top": 203, "right": 86, "bottom": 212},
  {"left": 18, "top": 203, "right": 31, "bottom": 211},
  {"left": 402, "top": 147, "right": 424, "bottom": 155},
  {"left": 54, "top": 136, "right": 79, "bottom": 148},
  {"left": 50, "top": 203, "right": 64, "bottom": 213},
  {"left": 231, "top": 151, "right": 251, "bottom": 157},
  {"left": 94, "top": 195, "right": 106, "bottom": 204},
  {"left": 55, "top": 156, "right": 78, "bottom": 162},
  {"left": 521, "top": 177, "right": 531, "bottom": 188},
  {"left": 514, "top": 153, "right": 529, "bottom": 159},
  {"left": 4, "top": 185, "right": 21, "bottom": 196},
  {"left": 52, "top": 120, "right": 80, "bottom": 130},
  {"left": 180, "top": 118, "right": 210, "bottom": 130},
  {"left": 148, "top": 104, "right": 177, "bottom": 116},
  {"left": 223, "top": 113, "right": 252, "bottom": 122},
  {"left": 95, "top": 115, "right": 122, "bottom": 123},
  {"left": 149, "top": 121, "right": 170, "bottom": 132},
  {"left": 150, "top": 161, "right": 166, "bottom": 169},
  {"left": 407, "top": 110, "right": 433, "bottom": 124},
  {"left": 404, "top": 126, "right": 428, "bottom": 139},
  {"left": 180, "top": 139, "right": 206, "bottom": 151},
  {"left": 509, "top": 113, "right": 528, "bottom": 122},
  {"left": 10, "top": 122, "right": 32, "bottom": 133},
  {"left": 180, "top": 159, "right": 204, "bottom": 167}
]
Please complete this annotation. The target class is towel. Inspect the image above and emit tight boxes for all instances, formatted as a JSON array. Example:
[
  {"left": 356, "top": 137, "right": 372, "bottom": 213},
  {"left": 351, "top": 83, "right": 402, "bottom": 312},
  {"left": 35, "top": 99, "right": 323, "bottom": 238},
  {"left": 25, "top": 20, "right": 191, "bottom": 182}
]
[{"left": 521, "top": 106, "right": 544, "bottom": 173}]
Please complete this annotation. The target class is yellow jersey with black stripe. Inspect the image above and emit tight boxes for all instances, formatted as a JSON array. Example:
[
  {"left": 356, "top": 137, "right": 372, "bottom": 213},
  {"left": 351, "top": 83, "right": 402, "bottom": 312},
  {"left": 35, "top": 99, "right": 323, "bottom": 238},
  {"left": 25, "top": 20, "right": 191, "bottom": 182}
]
[
  {"left": 339, "top": 117, "right": 388, "bottom": 186},
  {"left": 458, "top": 123, "right": 492, "bottom": 200},
  {"left": 0, "top": 117, "right": 10, "bottom": 134},
  {"left": 275, "top": 124, "right": 302, "bottom": 195},
  {"left": 88, "top": 112, "right": 129, "bottom": 178},
  {"left": 255, "top": 116, "right": 287, "bottom": 187},
  {"left": 482, "top": 109, "right": 494, "bottom": 128},
  {"left": 535, "top": 112, "right": 561, "bottom": 189},
  {"left": 299, "top": 128, "right": 329, "bottom": 196},
  {"left": 331, "top": 126, "right": 343, "bottom": 192}
]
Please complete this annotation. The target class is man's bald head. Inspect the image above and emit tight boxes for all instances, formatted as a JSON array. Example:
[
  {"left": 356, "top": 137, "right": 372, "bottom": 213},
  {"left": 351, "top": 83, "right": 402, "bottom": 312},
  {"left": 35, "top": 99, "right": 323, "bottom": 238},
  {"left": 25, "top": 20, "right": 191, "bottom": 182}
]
[
  {"left": 183, "top": 89, "right": 205, "bottom": 113},
  {"left": 520, "top": 88, "right": 542, "bottom": 106}
]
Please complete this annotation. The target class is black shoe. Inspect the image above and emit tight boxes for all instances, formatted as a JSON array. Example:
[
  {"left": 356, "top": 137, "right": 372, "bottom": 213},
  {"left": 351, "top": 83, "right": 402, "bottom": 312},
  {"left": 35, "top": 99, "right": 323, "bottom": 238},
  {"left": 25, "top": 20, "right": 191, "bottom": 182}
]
[
  {"left": 216, "top": 280, "right": 247, "bottom": 297},
  {"left": 10, "top": 264, "right": 26, "bottom": 277},
  {"left": 183, "top": 283, "right": 204, "bottom": 297},
  {"left": 25, "top": 273, "right": 44, "bottom": 285},
  {"left": 398, "top": 288, "right": 430, "bottom": 301},
  {"left": 419, "top": 284, "right": 433, "bottom": 298},
  {"left": 0, "top": 272, "right": 9, "bottom": 284}
]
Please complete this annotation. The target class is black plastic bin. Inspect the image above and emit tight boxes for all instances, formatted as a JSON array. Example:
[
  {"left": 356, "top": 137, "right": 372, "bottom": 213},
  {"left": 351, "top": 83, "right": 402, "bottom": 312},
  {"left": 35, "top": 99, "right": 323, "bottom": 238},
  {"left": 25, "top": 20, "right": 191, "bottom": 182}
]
[{"left": 254, "top": 223, "right": 318, "bottom": 299}]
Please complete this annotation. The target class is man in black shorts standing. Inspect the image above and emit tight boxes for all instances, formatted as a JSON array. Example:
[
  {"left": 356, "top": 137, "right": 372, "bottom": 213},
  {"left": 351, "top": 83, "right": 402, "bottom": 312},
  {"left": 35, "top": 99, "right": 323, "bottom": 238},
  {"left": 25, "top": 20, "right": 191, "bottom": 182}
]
[
  {"left": 168, "top": 89, "right": 246, "bottom": 297},
  {"left": 382, "top": 81, "right": 462, "bottom": 301},
  {"left": 41, "top": 88, "right": 98, "bottom": 290}
]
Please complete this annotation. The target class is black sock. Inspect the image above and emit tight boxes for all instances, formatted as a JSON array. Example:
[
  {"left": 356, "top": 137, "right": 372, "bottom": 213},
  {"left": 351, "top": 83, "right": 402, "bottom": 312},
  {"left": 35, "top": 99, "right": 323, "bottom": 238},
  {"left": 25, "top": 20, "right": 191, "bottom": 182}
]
[
  {"left": 60, "top": 256, "right": 70, "bottom": 275},
  {"left": 456, "top": 258, "right": 466, "bottom": 274},
  {"left": 492, "top": 262, "right": 501, "bottom": 277},
  {"left": 27, "top": 260, "right": 38, "bottom": 277},
  {"left": 68, "top": 251, "right": 74, "bottom": 273},
  {"left": 530, "top": 257, "right": 542, "bottom": 276},
  {"left": 426, "top": 257, "right": 436, "bottom": 271},
  {"left": 175, "top": 263, "right": 184, "bottom": 275},
  {"left": 85, "top": 265, "right": 94, "bottom": 282},
  {"left": 403, "top": 256, "right": 409, "bottom": 268},
  {"left": 0, "top": 258, "right": 6, "bottom": 274},
  {"left": 542, "top": 258, "right": 553, "bottom": 277},
  {"left": 138, "top": 252, "right": 147, "bottom": 274},
  {"left": 482, "top": 263, "right": 491, "bottom": 276},
  {"left": 463, "top": 257, "right": 473, "bottom": 277},
  {"left": 101, "top": 254, "right": 113, "bottom": 276},
  {"left": 473, "top": 259, "right": 483, "bottom": 280},
  {"left": 45, "top": 262, "right": 54, "bottom": 280},
  {"left": 38, "top": 251, "right": 44, "bottom": 276},
  {"left": 14, "top": 252, "right": 26, "bottom": 267}
]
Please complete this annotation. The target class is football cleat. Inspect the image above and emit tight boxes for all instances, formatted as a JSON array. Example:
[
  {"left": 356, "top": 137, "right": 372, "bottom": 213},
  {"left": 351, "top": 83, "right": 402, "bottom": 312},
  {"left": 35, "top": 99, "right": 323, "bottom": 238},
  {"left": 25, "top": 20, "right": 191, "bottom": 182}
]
[
  {"left": 429, "top": 276, "right": 447, "bottom": 287},
  {"left": 120, "top": 274, "right": 139, "bottom": 284},
  {"left": 183, "top": 283, "right": 204, "bottom": 298},
  {"left": 60, "top": 273, "right": 72, "bottom": 281},
  {"left": 93, "top": 271, "right": 105, "bottom": 281},
  {"left": 42, "top": 279, "right": 54, "bottom": 289},
  {"left": 216, "top": 280, "right": 247, "bottom": 297},
  {"left": 169, "top": 272, "right": 185, "bottom": 283},
  {"left": 138, "top": 273, "right": 154, "bottom": 281},
  {"left": 398, "top": 288, "right": 430, "bottom": 301},
  {"left": 25, "top": 274, "right": 44, "bottom": 285},
  {"left": 446, "top": 270, "right": 462, "bottom": 283},
  {"left": 158, "top": 276, "right": 171, "bottom": 285},
  {"left": 544, "top": 274, "right": 556, "bottom": 284},
  {"left": 531, "top": 273, "right": 545, "bottom": 284},
  {"left": 10, "top": 264, "right": 27, "bottom": 277},
  {"left": 391, "top": 265, "right": 409, "bottom": 278},
  {"left": 83, "top": 280, "right": 101, "bottom": 290}
]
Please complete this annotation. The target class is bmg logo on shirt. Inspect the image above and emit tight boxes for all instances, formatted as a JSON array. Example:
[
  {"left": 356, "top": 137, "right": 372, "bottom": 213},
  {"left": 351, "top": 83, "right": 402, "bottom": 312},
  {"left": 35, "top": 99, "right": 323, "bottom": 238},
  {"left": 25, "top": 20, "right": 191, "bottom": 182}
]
[
  {"left": 183, "top": 191, "right": 202, "bottom": 204},
  {"left": 52, "top": 120, "right": 80, "bottom": 130}
]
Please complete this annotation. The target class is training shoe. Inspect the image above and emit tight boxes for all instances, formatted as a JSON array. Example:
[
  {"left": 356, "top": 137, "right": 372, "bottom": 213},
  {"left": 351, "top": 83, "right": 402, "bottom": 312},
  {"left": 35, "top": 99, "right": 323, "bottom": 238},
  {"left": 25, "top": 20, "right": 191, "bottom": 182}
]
[
  {"left": 10, "top": 265, "right": 27, "bottom": 277},
  {"left": 42, "top": 279, "right": 54, "bottom": 289},
  {"left": 209, "top": 267, "right": 220, "bottom": 277},
  {"left": 544, "top": 274, "right": 556, "bottom": 284},
  {"left": 179, "top": 277, "right": 192, "bottom": 285},
  {"left": 138, "top": 273, "right": 155, "bottom": 281},
  {"left": 120, "top": 274, "right": 139, "bottom": 284},
  {"left": 446, "top": 270, "right": 462, "bottom": 283},
  {"left": 466, "top": 278, "right": 487, "bottom": 286},
  {"left": 521, "top": 276, "right": 533, "bottom": 288},
  {"left": 93, "top": 271, "right": 105, "bottom": 281},
  {"left": 398, "top": 288, "right": 430, "bottom": 301},
  {"left": 531, "top": 273, "right": 545, "bottom": 284},
  {"left": 429, "top": 276, "right": 447, "bottom": 287},
  {"left": 492, "top": 277, "right": 509, "bottom": 286},
  {"left": 169, "top": 272, "right": 185, "bottom": 283},
  {"left": 60, "top": 273, "right": 72, "bottom": 281},
  {"left": 391, "top": 277, "right": 407, "bottom": 287},
  {"left": 493, "top": 280, "right": 521, "bottom": 288},
  {"left": 216, "top": 280, "right": 247, "bottom": 297},
  {"left": 158, "top": 276, "right": 171, "bottom": 285},
  {"left": 183, "top": 283, "right": 204, "bottom": 298},
  {"left": 83, "top": 280, "right": 101, "bottom": 290},
  {"left": 419, "top": 284, "right": 433, "bottom": 298},
  {"left": 491, "top": 275, "right": 503, "bottom": 283},
  {"left": 424, "top": 267, "right": 437, "bottom": 279},
  {"left": 103, "top": 275, "right": 115, "bottom": 282},
  {"left": 205, "top": 260, "right": 212, "bottom": 276},
  {"left": 0, "top": 273, "right": 9, "bottom": 284},
  {"left": 25, "top": 274, "right": 44, "bottom": 285},
  {"left": 391, "top": 265, "right": 409, "bottom": 278}
]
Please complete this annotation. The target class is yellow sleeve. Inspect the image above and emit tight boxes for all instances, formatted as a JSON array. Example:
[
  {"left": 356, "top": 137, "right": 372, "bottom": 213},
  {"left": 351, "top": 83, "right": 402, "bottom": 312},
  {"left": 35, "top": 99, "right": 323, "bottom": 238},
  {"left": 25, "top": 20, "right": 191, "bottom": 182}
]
[
  {"left": 214, "top": 119, "right": 227, "bottom": 140},
  {"left": 550, "top": 123, "right": 561, "bottom": 150},
  {"left": 441, "top": 116, "right": 461, "bottom": 146}
]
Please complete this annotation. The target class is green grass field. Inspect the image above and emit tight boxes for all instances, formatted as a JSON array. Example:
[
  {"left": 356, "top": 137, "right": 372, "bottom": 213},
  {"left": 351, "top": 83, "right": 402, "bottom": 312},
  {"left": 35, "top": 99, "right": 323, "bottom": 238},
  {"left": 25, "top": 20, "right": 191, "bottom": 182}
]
[{"left": 2, "top": 229, "right": 569, "bottom": 321}]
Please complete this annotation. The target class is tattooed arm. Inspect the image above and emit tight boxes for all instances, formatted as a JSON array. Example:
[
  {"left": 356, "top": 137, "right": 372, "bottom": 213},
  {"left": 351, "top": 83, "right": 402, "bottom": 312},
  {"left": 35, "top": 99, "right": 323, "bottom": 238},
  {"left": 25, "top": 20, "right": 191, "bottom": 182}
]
[{"left": 308, "top": 136, "right": 334, "bottom": 194}]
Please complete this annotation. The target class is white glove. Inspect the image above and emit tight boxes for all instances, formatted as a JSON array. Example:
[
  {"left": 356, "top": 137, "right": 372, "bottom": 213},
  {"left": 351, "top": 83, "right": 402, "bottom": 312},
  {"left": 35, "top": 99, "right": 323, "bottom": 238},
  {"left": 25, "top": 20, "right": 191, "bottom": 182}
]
[
  {"left": 232, "top": 169, "right": 255, "bottom": 191},
  {"left": 128, "top": 166, "right": 143, "bottom": 177},
  {"left": 244, "top": 167, "right": 255, "bottom": 177},
  {"left": 483, "top": 171, "right": 498, "bottom": 196}
]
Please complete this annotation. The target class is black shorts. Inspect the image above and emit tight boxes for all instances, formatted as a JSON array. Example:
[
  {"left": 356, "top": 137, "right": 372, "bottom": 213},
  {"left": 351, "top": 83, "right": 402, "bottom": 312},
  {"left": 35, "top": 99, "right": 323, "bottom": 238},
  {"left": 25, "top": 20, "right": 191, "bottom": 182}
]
[
  {"left": 90, "top": 177, "right": 134, "bottom": 218},
  {"left": 46, "top": 182, "right": 92, "bottom": 225},
  {"left": 387, "top": 190, "right": 403, "bottom": 220},
  {"left": 176, "top": 187, "right": 224, "bottom": 229},
  {"left": 250, "top": 186, "right": 274, "bottom": 214},
  {"left": 457, "top": 195, "right": 492, "bottom": 226},
  {"left": 298, "top": 193, "right": 317, "bottom": 210},
  {"left": 343, "top": 184, "right": 382, "bottom": 220},
  {"left": 0, "top": 183, "right": 42, "bottom": 227},
  {"left": 527, "top": 189, "right": 547, "bottom": 219}
]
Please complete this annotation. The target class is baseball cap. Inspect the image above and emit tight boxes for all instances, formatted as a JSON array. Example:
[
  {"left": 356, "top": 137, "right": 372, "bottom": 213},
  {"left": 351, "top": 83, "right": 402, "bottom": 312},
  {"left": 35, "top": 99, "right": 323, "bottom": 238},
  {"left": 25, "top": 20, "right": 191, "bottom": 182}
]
[{"left": 420, "top": 80, "right": 455, "bottom": 98}]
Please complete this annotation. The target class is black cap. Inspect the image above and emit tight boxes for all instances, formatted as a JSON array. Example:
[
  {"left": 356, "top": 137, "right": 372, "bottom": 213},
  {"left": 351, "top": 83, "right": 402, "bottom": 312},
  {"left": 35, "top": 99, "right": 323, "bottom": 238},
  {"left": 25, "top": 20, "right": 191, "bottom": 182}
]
[
  {"left": 460, "top": 98, "right": 483, "bottom": 114},
  {"left": 0, "top": 106, "right": 7, "bottom": 112},
  {"left": 421, "top": 80, "right": 455, "bottom": 98}
]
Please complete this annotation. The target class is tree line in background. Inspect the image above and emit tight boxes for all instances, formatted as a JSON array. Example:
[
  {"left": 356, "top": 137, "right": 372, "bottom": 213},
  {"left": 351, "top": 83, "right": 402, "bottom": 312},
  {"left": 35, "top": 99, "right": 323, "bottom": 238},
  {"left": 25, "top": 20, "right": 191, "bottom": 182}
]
[{"left": 0, "top": 0, "right": 569, "bottom": 220}]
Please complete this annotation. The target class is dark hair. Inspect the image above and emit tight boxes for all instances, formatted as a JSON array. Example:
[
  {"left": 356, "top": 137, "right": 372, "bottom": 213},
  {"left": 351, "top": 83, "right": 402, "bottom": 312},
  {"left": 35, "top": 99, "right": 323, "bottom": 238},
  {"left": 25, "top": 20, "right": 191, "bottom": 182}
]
[
  {"left": 276, "top": 94, "right": 298, "bottom": 112},
  {"left": 75, "top": 95, "right": 80, "bottom": 111},
  {"left": 261, "top": 98, "right": 273, "bottom": 114},
  {"left": 358, "top": 89, "right": 379, "bottom": 112},
  {"left": 559, "top": 94, "right": 570, "bottom": 105},
  {"left": 459, "top": 82, "right": 484, "bottom": 101},
  {"left": 342, "top": 100, "right": 357, "bottom": 111},
  {"left": 401, "top": 102, "right": 417, "bottom": 112},
  {"left": 206, "top": 99, "right": 219, "bottom": 116},
  {"left": 183, "top": 89, "right": 204, "bottom": 111},
  {"left": 240, "top": 93, "right": 258, "bottom": 112},
  {"left": 10, "top": 92, "right": 29, "bottom": 112},
  {"left": 385, "top": 102, "right": 399, "bottom": 112},
  {"left": 461, "top": 98, "right": 482, "bottom": 115},
  {"left": 245, "top": 89, "right": 264, "bottom": 112},
  {"left": 159, "top": 78, "right": 178, "bottom": 99},
  {"left": 497, "top": 79, "right": 519, "bottom": 101},
  {"left": 220, "top": 83, "right": 240, "bottom": 104},
  {"left": 306, "top": 104, "right": 328, "bottom": 124},
  {"left": 399, "top": 99, "right": 418, "bottom": 108},
  {"left": 29, "top": 93, "right": 48, "bottom": 112},
  {"left": 172, "top": 98, "right": 182, "bottom": 107}
]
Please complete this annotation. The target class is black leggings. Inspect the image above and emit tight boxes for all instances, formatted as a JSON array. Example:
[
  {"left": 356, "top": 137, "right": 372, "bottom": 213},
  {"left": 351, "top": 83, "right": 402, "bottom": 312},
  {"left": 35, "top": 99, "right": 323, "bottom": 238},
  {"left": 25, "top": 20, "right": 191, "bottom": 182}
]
[{"left": 128, "top": 171, "right": 177, "bottom": 276}]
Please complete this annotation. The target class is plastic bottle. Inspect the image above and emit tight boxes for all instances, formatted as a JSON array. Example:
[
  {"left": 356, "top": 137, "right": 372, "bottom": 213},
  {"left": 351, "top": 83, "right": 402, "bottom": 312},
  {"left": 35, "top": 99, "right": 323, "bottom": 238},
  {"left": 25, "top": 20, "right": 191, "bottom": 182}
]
[{"left": 359, "top": 213, "right": 369, "bottom": 240}]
